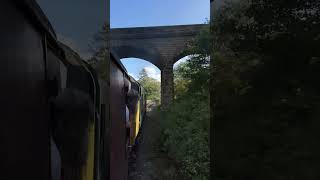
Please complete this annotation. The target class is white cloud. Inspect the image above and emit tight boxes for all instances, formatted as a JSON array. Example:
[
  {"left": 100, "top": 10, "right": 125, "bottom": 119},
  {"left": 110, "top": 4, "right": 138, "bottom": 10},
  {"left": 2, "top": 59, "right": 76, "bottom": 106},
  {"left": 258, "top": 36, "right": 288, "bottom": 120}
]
[
  {"left": 143, "top": 66, "right": 161, "bottom": 82},
  {"left": 174, "top": 56, "right": 191, "bottom": 69}
]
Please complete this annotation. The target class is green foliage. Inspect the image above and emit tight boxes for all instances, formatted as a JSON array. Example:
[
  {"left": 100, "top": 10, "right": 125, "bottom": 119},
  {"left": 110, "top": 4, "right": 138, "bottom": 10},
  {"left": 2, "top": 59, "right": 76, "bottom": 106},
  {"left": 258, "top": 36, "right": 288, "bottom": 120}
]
[
  {"left": 174, "top": 25, "right": 210, "bottom": 98},
  {"left": 159, "top": 25, "right": 210, "bottom": 179},
  {"left": 174, "top": 62, "right": 191, "bottom": 99},
  {"left": 137, "top": 69, "right": 161, "bottom": 102},
  {"left": 159, "top": 94, "right": 209, "bottom": 180},
  {"left": 212, "top": 0, "right": 320, "bottom": 179}
]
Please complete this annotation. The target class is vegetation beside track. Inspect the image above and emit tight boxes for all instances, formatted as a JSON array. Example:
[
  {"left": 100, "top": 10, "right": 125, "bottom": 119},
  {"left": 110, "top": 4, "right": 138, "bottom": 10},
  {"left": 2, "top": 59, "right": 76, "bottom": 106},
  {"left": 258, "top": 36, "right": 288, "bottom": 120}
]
[{"left": 158, "top": 26, "right": 210, "bottom": 180}]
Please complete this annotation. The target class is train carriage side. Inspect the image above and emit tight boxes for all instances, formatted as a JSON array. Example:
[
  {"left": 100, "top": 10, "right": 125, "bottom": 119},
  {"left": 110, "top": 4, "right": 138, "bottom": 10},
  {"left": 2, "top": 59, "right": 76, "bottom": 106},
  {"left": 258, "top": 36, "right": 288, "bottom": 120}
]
[
  {"left": 44, "top": 18, "right": 103, "bottom": 180},
  {"left": 0, "top": 1, "right": 148, "bottom": 180},
  {"left": 0, "top": 1, "right": 104, "bottom": 179},
  {"left": 57, "top": 43, "right": 101, "bottom": 180},
  {"left": 0, "top": 1, "right": 54, "bottom": 179},
  {"left": 110, "top": 52, "right": 147, "bottom": 180},
  {"left": 139, "top": 84, "right": 146, "bottom": 128},
  {"left": 110, "top": 52, "right": 131, "bottom": 180},
  {"left": 127, "top": 77, "right": 143, "bottom": 146}
]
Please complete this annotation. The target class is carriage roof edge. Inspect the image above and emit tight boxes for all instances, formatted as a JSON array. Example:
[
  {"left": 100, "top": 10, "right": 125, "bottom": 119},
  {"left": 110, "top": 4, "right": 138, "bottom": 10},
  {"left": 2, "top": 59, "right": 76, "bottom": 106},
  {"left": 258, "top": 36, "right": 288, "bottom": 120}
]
[{"left": 13, "top": 0, "right": 66, "bottom": 59}]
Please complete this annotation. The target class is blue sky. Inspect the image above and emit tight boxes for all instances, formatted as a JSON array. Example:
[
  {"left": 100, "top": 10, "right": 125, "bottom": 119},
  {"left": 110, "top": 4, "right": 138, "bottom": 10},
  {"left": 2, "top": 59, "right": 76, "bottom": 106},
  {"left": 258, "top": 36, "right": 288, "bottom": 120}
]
[
  {"left": 111, "top": 0, "right": 210, "bottom": 81},
  {"left": 121, "top": 56, "right": 190, "bottom": 81}
]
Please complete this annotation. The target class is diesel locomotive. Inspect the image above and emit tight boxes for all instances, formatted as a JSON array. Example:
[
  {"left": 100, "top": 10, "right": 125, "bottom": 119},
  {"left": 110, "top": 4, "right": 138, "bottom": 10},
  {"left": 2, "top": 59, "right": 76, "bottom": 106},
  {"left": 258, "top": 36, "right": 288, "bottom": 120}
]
[{"left": 0, "top": 1, "right": 146, "bottom": 180}]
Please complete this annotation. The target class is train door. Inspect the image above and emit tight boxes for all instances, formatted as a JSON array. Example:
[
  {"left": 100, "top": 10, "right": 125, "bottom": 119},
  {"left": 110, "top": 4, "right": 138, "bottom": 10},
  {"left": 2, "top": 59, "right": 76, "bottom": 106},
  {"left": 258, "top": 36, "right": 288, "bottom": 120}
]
[
  {"left": 0, "top": 1, "right": 50, "bottom": 179},
  {"left": 46, "top": 44, "right": 66, "bottom": 180}
]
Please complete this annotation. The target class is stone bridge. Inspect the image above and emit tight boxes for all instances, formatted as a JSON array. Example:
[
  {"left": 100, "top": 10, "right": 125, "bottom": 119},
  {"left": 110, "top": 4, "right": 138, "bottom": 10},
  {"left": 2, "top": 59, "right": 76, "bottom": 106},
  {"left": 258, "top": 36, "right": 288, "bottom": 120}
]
[{"left": 110, "top": 24, "right": 208, "bottom": 106}]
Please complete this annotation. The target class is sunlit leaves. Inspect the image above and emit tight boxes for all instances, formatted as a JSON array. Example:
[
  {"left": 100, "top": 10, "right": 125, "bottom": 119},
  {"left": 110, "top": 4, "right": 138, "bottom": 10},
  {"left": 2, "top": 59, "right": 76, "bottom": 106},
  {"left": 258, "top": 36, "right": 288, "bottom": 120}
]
[{"left": 137, "top": 69, "right": 161, "bottom": 102}]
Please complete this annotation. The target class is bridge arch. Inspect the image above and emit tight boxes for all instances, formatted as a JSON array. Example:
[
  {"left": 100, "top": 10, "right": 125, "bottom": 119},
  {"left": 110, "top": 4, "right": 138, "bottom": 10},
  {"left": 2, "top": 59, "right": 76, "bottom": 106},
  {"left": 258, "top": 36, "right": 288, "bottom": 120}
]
[
  {"left": 120, "top": 57, "right": 161, "bottom": 81},
  {"left": 111, "top": 24, "right": 209, "bottom": 107},
  {"left": 121, "top": 57, "right": 161, "bottom": 105},
  {"left": 111, "top": 46, "right": 163, "bottom": 69}
]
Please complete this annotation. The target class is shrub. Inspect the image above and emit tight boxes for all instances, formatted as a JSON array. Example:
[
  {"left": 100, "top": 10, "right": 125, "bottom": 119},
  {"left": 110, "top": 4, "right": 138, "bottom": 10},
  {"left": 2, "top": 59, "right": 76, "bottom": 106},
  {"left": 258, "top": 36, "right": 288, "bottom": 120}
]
[{"left": 159, "top": 93, "right": 209, "bottom": 179}]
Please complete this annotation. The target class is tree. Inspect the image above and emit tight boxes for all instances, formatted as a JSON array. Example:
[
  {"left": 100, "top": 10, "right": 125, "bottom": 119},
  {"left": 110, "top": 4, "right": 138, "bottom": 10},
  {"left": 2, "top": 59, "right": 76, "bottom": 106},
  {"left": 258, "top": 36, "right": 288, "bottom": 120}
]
[
  {"left": 138, "top": 68, "right": 148, "bottom": 80},
  {"left": 174, "top": 62, "right": 191, "bottom": 99},
  {"left": 159, "top": 24, "right": 210, "bottom": 179},
  {"left": 173, "top": 25, "right": 210, "bottom": 98},
  {"left": 137, "top": 69, "right": 161, "bottom": 102},
  {"left": 211, "top": 1, "right": 320, "bottom": 179}
]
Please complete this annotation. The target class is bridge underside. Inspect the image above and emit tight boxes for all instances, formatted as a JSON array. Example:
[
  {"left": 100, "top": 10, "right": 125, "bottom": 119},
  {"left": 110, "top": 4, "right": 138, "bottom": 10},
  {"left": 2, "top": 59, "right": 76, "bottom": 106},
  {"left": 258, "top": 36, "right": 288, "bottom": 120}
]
[{"left": 111, "top": 24, "right": 208, "bottom": 107}]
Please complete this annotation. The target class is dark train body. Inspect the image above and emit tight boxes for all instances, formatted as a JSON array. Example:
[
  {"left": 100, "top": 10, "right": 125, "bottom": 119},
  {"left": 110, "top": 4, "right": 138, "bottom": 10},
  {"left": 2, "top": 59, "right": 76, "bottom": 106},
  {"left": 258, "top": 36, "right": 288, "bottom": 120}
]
[
  {"left": 0, "top": 1, "right": 146, "bottom": 180},
  {"left": 110, "top": 52, "right": 146, "bottom": 180}
]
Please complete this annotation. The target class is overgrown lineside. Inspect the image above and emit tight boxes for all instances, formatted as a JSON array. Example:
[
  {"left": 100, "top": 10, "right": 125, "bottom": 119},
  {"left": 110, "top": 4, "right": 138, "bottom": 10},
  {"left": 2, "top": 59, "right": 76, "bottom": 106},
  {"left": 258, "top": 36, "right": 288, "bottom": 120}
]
[
  {"left": 158, "top": 25, "right": 210, "bottom": 180},
  {"left": 212, "top": 0, "right": 320, "bottom": 179}
]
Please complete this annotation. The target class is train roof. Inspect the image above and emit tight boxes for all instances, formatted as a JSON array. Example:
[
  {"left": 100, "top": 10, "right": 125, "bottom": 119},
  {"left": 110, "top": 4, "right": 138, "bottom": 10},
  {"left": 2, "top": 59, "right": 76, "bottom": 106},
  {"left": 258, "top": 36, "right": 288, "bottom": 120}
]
[
  {"left": 110, "top": 50, "right": 129, "bottom": 74},
  {"left": 13, "top": 0, "right": 65, "bottom": 59},
  {"left": 15, "top": 0, "right": 57, "bottom": 40},
  {"left": 59, "top": 42, "right": 84, "bottom": 66},
  {"left": 18, "top": 0, "right": 144, "bottom": 91},
  {"left": 128, "top": 74, "right": 144, "bottom": 91},
  {"left": 110, "top": 51, "right": 145, "bottom": 89}
]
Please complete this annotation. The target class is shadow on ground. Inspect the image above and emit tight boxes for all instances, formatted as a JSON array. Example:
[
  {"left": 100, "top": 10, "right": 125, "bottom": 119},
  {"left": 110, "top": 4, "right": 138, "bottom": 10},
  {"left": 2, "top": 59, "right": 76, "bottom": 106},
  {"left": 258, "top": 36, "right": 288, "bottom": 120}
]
[{"left": 128, "top": 106, "right": 183, "bottom": 180}]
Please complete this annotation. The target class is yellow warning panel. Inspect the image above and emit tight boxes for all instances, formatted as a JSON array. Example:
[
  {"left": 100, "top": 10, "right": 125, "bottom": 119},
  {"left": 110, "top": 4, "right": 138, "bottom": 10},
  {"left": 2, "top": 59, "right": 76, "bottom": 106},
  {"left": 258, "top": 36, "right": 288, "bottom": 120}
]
[
  {"left": 135, "top": 100, "right": 141, "bottom": 138},
  {"left": 82, "top": 122, "right": 95, "bottom": 180}
]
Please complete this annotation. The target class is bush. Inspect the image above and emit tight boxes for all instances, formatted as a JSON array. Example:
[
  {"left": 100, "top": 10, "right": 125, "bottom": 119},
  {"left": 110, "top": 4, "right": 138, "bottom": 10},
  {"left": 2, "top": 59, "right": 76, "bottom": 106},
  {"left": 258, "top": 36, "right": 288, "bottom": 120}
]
[
  {"left": 212, "top": 0, "right": 320, "bottom": 179},
  {"left": 157, "top": 23, "right": 210, "bottom": 180},
  {"left": 159, "top": 93, "right": 209, "bottom": 179}
]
